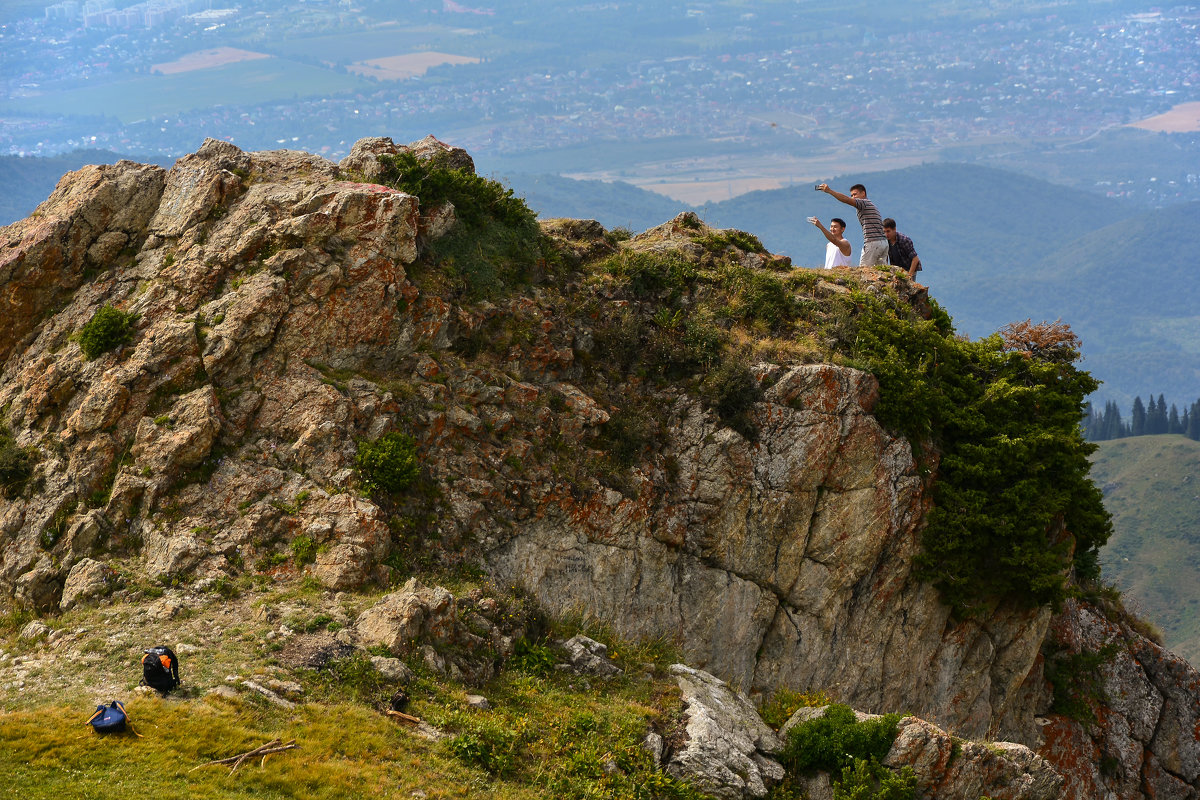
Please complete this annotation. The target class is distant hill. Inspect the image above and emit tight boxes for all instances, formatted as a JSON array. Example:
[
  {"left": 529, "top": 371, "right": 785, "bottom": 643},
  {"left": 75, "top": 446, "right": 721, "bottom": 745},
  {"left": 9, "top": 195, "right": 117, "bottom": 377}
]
[
  {"left": 501, "top": 172, "right": 688, "bottom": 232},
  {"left": 0, "top": 150, "right": 171, "bottom": 227},
  {"left": 1092, "top": 435, "right": 1200, "bottom": 666}
]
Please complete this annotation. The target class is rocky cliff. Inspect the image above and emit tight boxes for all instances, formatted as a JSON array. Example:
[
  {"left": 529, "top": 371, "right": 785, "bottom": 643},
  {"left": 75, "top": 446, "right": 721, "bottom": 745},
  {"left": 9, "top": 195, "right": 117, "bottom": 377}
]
[{"left": 2, "top": 136, "right": 1199, "bottom": 798}]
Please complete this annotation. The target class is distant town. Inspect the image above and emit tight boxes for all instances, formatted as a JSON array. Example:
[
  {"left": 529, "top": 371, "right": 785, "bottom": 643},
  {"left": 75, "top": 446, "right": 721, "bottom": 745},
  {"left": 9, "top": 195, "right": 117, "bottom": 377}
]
[{"left": 2, "top": 0, "right": 1198, "bottom": 204}]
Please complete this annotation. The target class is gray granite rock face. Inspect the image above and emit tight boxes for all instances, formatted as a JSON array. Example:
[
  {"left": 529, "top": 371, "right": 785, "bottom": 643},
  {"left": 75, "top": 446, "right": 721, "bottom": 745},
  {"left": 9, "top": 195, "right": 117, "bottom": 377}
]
[{"left": 485, "top": 363, "right": 1050, "bottom": 741}]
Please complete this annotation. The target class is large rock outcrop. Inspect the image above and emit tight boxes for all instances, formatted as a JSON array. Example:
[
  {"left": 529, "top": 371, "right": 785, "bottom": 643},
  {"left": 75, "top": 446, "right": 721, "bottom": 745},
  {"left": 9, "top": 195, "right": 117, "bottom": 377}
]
[{"left": 2, "top": 137, "right": 1199, "bottom": 798}]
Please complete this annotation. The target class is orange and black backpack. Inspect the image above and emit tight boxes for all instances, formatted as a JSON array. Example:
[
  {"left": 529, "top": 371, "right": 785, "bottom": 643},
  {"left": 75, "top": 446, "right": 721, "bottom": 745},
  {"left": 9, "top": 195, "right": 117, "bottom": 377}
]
[{"left": 141, "top": 645, "right": 180, "bottom": 695}]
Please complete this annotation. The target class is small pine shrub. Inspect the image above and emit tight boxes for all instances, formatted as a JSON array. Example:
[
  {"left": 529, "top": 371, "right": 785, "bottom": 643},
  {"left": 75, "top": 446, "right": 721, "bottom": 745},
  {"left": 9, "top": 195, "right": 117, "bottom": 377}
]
[
  {"left": 355, "top": 432, "right": 420, "bottom": 495},
  {"left": 848, "top": 291, "right": 1111, "bottom": 616},
  {"left": 77, "top": 305, "right": 138, "bottom": 359},
  {"left": 779, "top": 704, "right": 902, "bottom": 776},
  {"left": 1043, "top": 639, "right": 1121, "bottom": 727}
]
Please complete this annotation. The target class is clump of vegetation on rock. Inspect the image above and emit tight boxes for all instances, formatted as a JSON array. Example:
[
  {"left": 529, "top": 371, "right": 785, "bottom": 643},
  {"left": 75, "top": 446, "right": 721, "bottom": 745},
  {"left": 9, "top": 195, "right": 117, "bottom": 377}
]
[
  {"left": 378, "top": 151, "right": 548, "bottom": 300},
  {"left": 355, "top": 432, "right": 420, "bottom": 496},
  {"left": 776, "top": 704, "right": 913, "bottom": 799},
  {"left": 76, "top": 304, "right": 138, "bottom": 359}
]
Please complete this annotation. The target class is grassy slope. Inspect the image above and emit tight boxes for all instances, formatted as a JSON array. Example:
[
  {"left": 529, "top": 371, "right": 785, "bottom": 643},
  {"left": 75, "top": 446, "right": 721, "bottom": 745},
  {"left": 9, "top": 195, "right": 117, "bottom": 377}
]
[
  {"left": 0, "top": 576, "right": 700, "bottom": 799},
  {"left": 1093, "top": 435, "right": 1200, "bottom": 665}
]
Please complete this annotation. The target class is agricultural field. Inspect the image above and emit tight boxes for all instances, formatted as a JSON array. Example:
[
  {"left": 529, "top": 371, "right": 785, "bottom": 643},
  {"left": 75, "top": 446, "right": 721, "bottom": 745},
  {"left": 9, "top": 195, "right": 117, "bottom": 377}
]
[
  {"left": 0, "top": 59, "right": 375, "bottom": 124},
  {"left": 258, "top": 26, "right": 532, "bottom": 63}
]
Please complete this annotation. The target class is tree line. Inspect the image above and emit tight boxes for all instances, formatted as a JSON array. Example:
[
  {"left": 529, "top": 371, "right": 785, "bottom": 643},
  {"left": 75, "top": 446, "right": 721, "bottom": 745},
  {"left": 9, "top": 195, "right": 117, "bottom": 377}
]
[{"left": 1084, "top": 394, "right": 1200, "bottom": 441}]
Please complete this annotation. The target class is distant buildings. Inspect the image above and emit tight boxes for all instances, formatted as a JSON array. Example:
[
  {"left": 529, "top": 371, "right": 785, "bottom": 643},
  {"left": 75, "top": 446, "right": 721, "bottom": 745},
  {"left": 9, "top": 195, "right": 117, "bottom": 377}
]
[{"left": 45, "top": 0, "right": 214, "bottom": 29}]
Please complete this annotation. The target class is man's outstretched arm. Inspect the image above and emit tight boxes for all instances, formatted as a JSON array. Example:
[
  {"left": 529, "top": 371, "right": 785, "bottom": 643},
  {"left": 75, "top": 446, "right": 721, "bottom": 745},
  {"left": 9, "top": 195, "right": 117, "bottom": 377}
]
[{"left": 816, "top": 183, "right": 855, "bottom": 207}]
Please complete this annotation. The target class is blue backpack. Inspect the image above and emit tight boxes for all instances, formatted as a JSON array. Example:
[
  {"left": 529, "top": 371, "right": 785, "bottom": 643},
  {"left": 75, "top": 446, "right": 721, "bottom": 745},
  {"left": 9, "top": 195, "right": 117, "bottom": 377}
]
[{"left": 87, "top": 700, "right": 128, "bottom": 734}]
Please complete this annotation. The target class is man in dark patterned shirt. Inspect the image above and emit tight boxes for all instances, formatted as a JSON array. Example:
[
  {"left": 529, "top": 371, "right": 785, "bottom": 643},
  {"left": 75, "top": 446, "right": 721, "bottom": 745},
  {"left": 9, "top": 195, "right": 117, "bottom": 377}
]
[
  {"left": 883, "top": 218, "right": 922, "bottom": 279},
  {"left": 816, "top": 182, "right": 888, "bottom": 267}
]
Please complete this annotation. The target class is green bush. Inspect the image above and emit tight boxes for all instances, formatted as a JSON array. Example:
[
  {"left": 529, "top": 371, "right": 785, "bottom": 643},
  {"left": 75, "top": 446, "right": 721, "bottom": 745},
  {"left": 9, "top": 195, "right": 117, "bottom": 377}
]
[
  {"left": 1043, "top": 639, "right": 1121, "bottom": 726},
  {"left": 759, "top": 688, "right": 834, "bottom": 731},
  {"left": 355, "top": 432, "right": 420, "bottom": 495},
  {"left": 378, "top": 151, "right": 544, "bottom": 300},
  {"left": 719, "top": 265, "right": 794, "bottom": 331},
  {"left": 311, "top": 653, "right": 386, "bottom": 704},
  {"left": 848, "top": 293, "right": 1111, "bottom": 616},
  {"left": 446, "top": 716, "right": 522, "bottom": 776},
  {"left": 832, "top": 758, "right": 917, "bottom": 800},
  {"left": 696, "top": 229, "right": 767, "bottom": 254},
  {"left": 378, "top": 151, "right": 534, "bottom": 230},
  {"left": 77, "top": 304, "right": 138, "bottom": 359},
  {"left": 779, "top": 704, "right": 902, "bottom": 776},
  {"left": 291, "top": 535, "right": 318, "bottom": 566},
  {"left": 602, "top": 250, "right": 699, "bottom": 298},
  {"left": 0, "top": 426, "right": 35, "bottom": 498}
]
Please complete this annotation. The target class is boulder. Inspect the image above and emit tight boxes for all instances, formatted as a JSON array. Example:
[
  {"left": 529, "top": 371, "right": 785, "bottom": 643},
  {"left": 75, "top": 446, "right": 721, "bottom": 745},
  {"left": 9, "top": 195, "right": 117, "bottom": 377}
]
[
  {"left": 664, "top": 664, "right": 784, "bottom": 799},
  {"left": 60, "top": 558, "right": 120, "bottom": 611},
  {"left": 560, "top": 635, "right": 623, "bottom": 677},
  {"left": 354, "top": 578, "right": 457, "bottom": 654}
]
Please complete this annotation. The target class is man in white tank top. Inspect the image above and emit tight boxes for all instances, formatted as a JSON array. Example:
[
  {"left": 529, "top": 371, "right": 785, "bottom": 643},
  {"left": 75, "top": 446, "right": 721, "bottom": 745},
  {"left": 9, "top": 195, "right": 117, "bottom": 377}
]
[{"left": 809, "top": 216, "right": 853, "bottom": 268}]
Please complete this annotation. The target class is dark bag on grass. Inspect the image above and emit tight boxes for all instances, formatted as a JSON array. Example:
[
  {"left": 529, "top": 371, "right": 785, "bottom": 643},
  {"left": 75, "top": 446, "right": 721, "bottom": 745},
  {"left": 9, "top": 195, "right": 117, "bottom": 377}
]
[
  {"left": 141, "top": 645, "right": 180, "bottom": 694},
  {"left": 88, "top": 700, "right": 127, "bottom": 733}
]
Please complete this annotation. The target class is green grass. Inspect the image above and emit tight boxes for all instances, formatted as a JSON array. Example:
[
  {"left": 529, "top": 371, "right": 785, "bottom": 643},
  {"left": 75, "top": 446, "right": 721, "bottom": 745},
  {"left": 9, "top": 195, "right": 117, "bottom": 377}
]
[
  {"left": 0, "top": 579, "right": 707, "bottom": 799},
  {"left": 0, "top": 59, "right": 373, "bottom": 123},
  {"left": 0, "top": 698, "right": 505, "bottom": 800},
  {"left": 1093, "top": 435, "right": 1200, "bottom": 663}
]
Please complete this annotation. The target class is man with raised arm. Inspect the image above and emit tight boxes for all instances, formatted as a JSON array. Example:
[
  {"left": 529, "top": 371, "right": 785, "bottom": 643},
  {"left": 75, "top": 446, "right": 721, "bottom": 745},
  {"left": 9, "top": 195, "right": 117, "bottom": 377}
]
[
  {"left": 815, "top": 182, "right": 888, "bottom": 267},
  {"left": 808, "top": 216, "right": 853, "bottom": 269}
]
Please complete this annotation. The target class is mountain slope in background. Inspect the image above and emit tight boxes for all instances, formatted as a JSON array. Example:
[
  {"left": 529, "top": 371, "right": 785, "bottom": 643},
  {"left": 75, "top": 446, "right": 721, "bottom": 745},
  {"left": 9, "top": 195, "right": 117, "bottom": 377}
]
[
  {"left": 498, "top": 172, "right": 688, "bottom": 231},
  {"left": 0, "top": 151, "right": 171, "bottom": 227},
  {"left": 1092, "top": 435, "right": 1200, "bottom": 666}
]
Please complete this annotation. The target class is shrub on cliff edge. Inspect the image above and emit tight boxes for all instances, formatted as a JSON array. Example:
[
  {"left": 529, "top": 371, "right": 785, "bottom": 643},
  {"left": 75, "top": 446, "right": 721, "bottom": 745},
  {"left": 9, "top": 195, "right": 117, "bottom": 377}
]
[
  {"left": 848, "top": 293, "right": 1112, "bottom": 617},
  {"left": 378, "top": 151, "right": 545, "bottom": 300}
]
